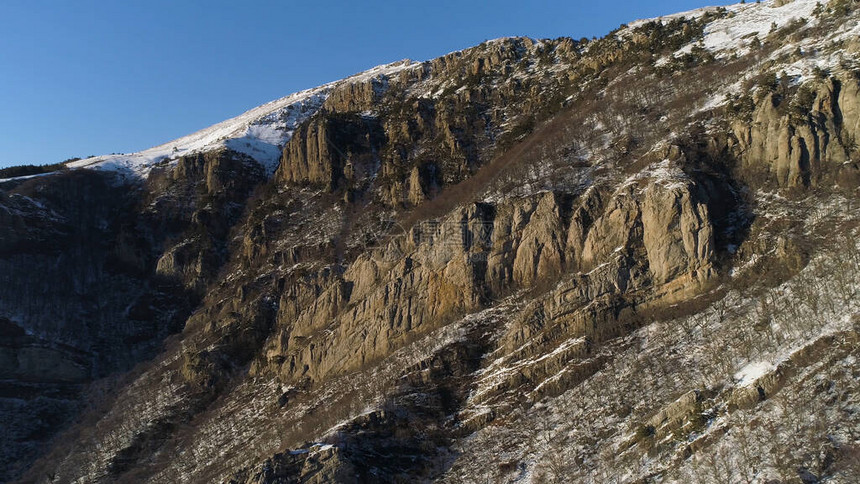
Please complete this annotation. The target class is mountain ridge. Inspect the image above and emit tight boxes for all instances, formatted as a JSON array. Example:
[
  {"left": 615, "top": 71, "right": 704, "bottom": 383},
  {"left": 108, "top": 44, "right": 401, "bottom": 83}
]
[
  {"left": 4, "top": 0, "right": 852, "bottom": 183},
  {"left": 1, "top": 0, "right": 859, "bottom": 482}
]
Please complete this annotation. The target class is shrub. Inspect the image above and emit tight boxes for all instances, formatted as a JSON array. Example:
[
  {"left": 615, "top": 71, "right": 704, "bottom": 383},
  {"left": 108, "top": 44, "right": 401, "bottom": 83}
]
[
  {"left": 756, "top": 72, "right": 779, "bottom": 93},
  {"left": 636, "top": 423, "right": 656, "bottom": 440},
  {"left": 726, "top": 94, "right": 756, "bottom": 121},
  {"left": 0, "top": 161, "right": 68, "bottom": 179},
  {"left": 813, "top": 66, "right": 829, "bottom": 79},
  {"left": 830, "top": 0, "right": 857, "bottom": 16},
  {"left": 749, "top": 35, "right": 762, "bottom": 49},
  {"left": 791, "top": 85, "right": 816, "bottom": 118}
]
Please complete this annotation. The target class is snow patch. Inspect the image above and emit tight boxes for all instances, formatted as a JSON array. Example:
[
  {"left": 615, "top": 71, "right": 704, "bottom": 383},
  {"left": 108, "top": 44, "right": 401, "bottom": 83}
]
[
  {"left": 700, "top": 0, "right": 820, "bottom": 54},
  {"left": 734, "top": 361, "right": 774, "bottom": 387},
  {"left": 66, "top": 87, "right": 331, "bottom": 179},
  {"left": 629, "top": 1, "right": 821, "bottom": 56},
  {"left": 61, "top": 60, "right": 420, "bottom": 180}
]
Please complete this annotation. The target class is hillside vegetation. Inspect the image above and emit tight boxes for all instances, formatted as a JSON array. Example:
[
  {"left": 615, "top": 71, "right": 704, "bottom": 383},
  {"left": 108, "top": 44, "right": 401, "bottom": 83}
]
[{"left": 0, "top": 1, "right": 859, "bottom": 482}]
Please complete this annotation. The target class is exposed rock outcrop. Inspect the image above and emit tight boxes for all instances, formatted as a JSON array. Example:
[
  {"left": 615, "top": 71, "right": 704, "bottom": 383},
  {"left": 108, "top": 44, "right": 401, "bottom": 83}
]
[
  {"left": 5, "top": 5, "right": 860, "bottom": 482},
  {"left": 732, "top": 74, "right": 860, "bottom": 187},
  {"left": 148, "top": 149, "right": 266, "bottom": 292},
  {"left": 230, "top": 445, "right": 356, "bottom": 484},
  {"left": 277, "top": 113, "right": 385, "bottom": 191}
]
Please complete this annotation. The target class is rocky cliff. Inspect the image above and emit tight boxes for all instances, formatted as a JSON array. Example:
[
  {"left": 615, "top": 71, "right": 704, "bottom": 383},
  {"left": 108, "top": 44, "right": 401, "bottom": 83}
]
[{"left": 2, "top": 1, "right": 860, "bottom": 483}]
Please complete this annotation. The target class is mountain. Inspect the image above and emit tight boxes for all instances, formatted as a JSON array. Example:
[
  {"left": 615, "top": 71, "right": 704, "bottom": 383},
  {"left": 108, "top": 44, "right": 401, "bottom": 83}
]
[{"left": 1, "top": 0, "right": 859, "bottom": 482}]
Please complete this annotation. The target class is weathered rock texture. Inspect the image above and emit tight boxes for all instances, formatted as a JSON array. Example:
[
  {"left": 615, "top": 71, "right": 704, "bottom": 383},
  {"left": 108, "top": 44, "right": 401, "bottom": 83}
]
[
  {"left": 2, "top": 4, "right": 859, "bottom": 483},
  {"left": 732, "top": 75, "right": 860, "bottom": 187}
]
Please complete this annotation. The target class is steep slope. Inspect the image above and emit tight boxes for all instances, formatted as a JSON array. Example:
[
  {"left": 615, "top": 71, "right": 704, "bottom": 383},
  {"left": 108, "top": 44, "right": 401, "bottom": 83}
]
[
  {"left": 1, "top": 1, "right": 859, "bottom": 483},
  {"left": 62, "top": 61, "right": 419, "bottom": 179},
  {"left": 0, "top": 61, "right": 421, "bottom": 480}
]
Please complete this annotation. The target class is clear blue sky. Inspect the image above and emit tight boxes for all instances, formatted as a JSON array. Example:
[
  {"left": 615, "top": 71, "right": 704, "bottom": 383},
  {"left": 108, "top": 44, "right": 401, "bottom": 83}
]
[{"left": 0, "top": 0, "right": 726, "bottom": 168}]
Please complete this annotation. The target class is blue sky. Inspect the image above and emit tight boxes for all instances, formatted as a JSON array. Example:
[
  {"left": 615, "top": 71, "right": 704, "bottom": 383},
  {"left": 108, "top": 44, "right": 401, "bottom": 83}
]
[{"left": 0, "top": 0, "right": 726, "bottom": 168}]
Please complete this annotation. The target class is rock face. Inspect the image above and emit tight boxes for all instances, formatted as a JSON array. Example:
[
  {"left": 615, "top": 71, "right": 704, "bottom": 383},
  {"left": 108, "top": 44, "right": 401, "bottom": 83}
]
[
  {"left": 641, "top": 181, "right": 714, "bottom": 286},
  {"left": 732, "top": 75, "right": 860, "bottom": 187},
  {"left": 0, "top": 150, "right": 266, "bottom": 480},
  {"left": 2, "top": 4, "right": 860, "bottom": 483},
  {"left": 230, "top": 445, "right": 355, "bottom": 484},
  {"left": 249, "top": 173, "right": 715, "bottom": 393},
  {"left": 148, "top": 149, "right": 266, "bottom": 292},
  {"left": 277, "top": 113, "right": 386, "bottom": 191},
  {"left": 0, "top": 171, "right": 193, "bottom": 481}
]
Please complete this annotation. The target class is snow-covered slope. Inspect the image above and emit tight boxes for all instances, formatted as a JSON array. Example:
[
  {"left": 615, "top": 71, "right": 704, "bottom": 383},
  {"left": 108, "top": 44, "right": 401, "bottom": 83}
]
[
  {"left": 696, "top": 0, "right": 822, "bottom": 54},
  {"left": 629, "top": 0, "right": 858, "bottom": 66},
  {"left": 629, "top": 0, "right": 823, "bottom": 51},
  {"left": 26, "top": 1, "right": 856, "bottom": 183},
  {"left": 627, "top": 0, "right": 859, "bottom": 111},
  {"left": 64, "top": 60, "right": 419, "bottom": 179}
]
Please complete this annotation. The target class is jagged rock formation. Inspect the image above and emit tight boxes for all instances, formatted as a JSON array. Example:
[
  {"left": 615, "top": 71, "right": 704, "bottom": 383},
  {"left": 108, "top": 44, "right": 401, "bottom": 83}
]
[
  {"left": 1, "top": 1, "right": 859, "bottom": 483},
  {"left": 732, "top": 75, "right": 860, "bottom": 187},
  {"left": 147, "top": 149, "right": 266, "bottom": 292}
]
